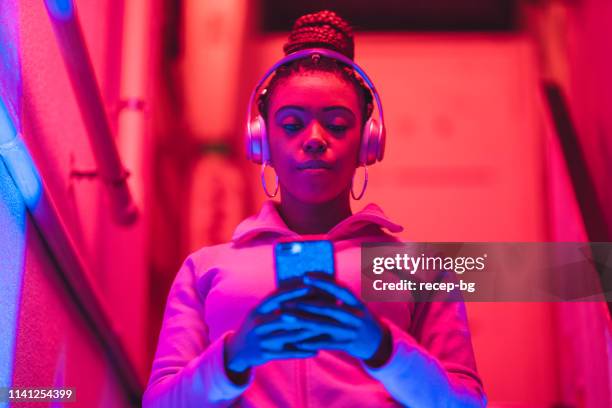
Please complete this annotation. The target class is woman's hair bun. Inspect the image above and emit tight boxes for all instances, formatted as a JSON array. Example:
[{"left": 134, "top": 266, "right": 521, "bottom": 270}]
[{"left": 283, "top": 10, "right": 355, "bottom": 60}]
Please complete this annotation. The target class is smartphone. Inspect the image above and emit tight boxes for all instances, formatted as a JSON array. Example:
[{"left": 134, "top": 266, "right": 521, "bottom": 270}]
[{"left": 274, "top": 237, "right": 335, "bottom": 288}]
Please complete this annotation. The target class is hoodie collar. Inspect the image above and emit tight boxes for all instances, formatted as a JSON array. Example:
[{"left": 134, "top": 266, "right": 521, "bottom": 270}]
[{"left": 231, "top": 200, "right": 403, "bottom": 245}]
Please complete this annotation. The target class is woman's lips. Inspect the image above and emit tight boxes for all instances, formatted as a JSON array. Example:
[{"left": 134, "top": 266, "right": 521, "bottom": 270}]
[{"left": 297, "top": 160, "right": 332, "bottom": 170}]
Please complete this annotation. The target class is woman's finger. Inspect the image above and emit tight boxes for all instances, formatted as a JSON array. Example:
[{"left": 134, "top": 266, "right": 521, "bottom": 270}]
[
  {"left": 257, "top": 286, "right": 310, "bottom": 314},
  {"left": 253, "top": 316, "right": 298, "bottom": 335},
  {"left": 280, "top": 312, "right": 357, "bottom": 340},
  {"left": 259, "top": 329, "right": 322, "bottom": 349},
  {"left": 303, "top": 276, "right": 361, "bottom": 307},
  {"left": 292, "top": 340, "right": 352, "bottom": 351},
  {"left": 289, "top": 302, "right": 362, "bottom": 327},
  {"left": 260, "top": 350, "right": 317, "bottom": 361}
]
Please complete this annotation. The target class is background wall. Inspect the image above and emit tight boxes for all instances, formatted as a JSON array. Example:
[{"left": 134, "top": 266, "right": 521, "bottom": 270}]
[
  {"left": 1, "top": 0, "right": 155, "bottom": 406},
  {"left": 10, "top": 218, "right": 134, "bottom": 408},
  {"left": 17, "top": 1, "right": 151, "bottom": 377},
  {"left": 1, "top": 0, "right": 610, "bottom": 407}
]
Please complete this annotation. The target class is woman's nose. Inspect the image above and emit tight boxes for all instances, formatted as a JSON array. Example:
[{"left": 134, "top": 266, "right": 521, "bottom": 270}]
[{"left": 303, "top": 123, "right": 328, "bottom": 154}]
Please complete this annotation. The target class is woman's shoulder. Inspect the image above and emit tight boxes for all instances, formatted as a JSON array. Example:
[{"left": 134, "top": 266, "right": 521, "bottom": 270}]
[
  {"left": 183, "top": 241, "right": 239, "bottom": 267},
  {"left": 180, "top": 238, "right": 274, "bottom": 277}
]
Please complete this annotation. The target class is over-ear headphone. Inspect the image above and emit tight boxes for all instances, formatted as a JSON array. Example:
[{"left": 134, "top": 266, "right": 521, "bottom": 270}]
[{"left": 245, "top": 48, "right": 386, "bottom": 166}]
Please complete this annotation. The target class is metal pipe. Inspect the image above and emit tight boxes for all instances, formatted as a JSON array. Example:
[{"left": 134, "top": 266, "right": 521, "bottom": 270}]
[
  {"left": 117, "top": 0, "right": 152, "bottom": 211},
  {"left": 44, "top": 0, "right": 138, "bottom": 225}
]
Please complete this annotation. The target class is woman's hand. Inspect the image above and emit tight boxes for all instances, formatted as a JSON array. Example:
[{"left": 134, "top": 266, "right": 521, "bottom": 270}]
[
  {"left": 286, "top": 275, "right": 392, "bottom": 366},
  {"left": 224, "top": 286, "right": 324, "bottom": 383}
]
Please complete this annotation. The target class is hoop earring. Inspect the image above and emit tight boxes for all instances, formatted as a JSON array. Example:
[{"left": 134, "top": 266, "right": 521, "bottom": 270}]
[
  {"left": 351, "top": 164, "right": 368, "bottom": 200},
  {"left": 261, "top": 161, "right": 279, "bottom": 198}
]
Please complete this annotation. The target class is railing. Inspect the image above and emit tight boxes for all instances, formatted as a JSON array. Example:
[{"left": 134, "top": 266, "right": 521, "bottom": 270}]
[
  {"left": 541, "top": 81, "right": 612, "bottom": 318},
  {"left": 44, "top": 0, "right": 138, "bottom": 225},
  {"left": 542, "top": 82, "right": 610, "bottom": 240}
]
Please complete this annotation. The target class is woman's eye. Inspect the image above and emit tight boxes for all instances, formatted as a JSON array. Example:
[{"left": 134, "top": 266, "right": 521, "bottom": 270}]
[
  {"left": 282, "top": 123, "right": 303, "bottom": 132},
  {"left": 327, "top": 124, "right": 347, "bottom": 132}
]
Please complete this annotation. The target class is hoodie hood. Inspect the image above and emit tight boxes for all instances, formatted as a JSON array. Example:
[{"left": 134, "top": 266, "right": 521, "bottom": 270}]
[{"left": 231, "top": 200, "right": 403, "bottom": 245}]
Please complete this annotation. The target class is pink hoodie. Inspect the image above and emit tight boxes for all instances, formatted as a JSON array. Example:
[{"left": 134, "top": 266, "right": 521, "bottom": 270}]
[{"left": 143, "top": 201, "right": 487, "bottom": 407}]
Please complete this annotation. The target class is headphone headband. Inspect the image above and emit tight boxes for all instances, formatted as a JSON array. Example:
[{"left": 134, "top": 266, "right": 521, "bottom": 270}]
[{"left": 246, "top": 48, "right": 385, "bottom": 130}]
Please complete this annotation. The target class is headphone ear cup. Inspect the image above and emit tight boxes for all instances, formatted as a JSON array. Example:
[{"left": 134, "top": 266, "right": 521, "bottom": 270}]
[
  {"left": 360, "top": 119, "right": 385, "bottom": 165},
  {"left": 246, "top": 116, "right": 269, "bottom": 164},
  {"left": 376, "top": 121, "right": 386, "bottom": 161}
]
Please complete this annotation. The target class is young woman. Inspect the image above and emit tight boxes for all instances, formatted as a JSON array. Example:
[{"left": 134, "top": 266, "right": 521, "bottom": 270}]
[{"left": 143, "top": 10, "right": 487, "bottom": 407}]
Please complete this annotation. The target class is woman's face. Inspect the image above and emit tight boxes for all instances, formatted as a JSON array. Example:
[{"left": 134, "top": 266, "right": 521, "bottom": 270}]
[{"left": 267, "top": 72, "right": 363, "bottom": 204}]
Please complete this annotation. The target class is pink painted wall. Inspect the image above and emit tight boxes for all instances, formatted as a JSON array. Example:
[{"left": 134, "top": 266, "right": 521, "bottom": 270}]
[
  {"left": 565, "top": 0, "right": 612, "bottom": 218},
  {"left": 548, "top": 0, "right": 612, "bottom": 406},
  {"left": 6, "top": 0, "right": 154, "bottom": 404},
  {"left": 11, "top": 221, "right": 133, "bottom": 407}
]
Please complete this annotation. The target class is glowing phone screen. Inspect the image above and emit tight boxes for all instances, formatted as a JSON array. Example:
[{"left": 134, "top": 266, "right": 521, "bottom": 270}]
[{"left": 274, "top": 240, "right": 335, "bottom": 286}]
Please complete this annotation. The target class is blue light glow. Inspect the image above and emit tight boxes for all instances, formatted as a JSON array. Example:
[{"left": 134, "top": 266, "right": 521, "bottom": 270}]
[
  {"left": 44, "top": 0, "right": 75, "bottom": 21},
  {"left": 0, "top": 99, "right": 42, "bottom": 208},
  {"left": 0, "top": 139, "right": 43, "bottom": 208},
  {"left": 0, "top": 1, "right": 23, "bottom": 401},
  {"left": 0, "top": 158, "right": 26, "bottom": 394}
]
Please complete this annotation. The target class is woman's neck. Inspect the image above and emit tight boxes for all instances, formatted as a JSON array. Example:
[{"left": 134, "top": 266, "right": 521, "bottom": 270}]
[{"left": 278, "top": 188, "right": 353, "bottom": 235}]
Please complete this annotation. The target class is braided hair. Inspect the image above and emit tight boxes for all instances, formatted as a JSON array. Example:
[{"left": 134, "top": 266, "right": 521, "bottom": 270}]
[{"left": 258, "top": 10, "right": 374, "bottom": 124}]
